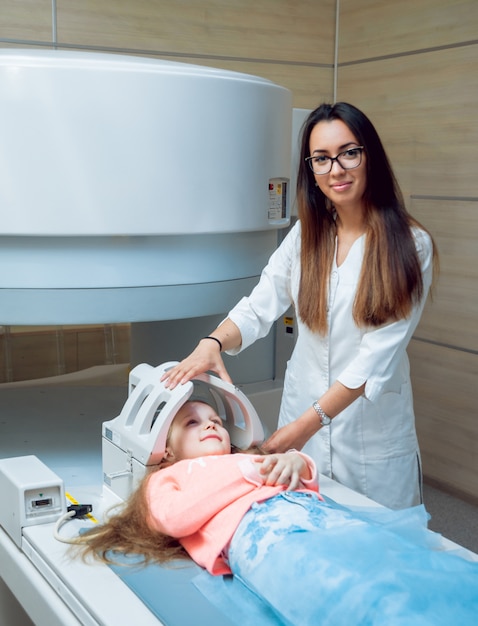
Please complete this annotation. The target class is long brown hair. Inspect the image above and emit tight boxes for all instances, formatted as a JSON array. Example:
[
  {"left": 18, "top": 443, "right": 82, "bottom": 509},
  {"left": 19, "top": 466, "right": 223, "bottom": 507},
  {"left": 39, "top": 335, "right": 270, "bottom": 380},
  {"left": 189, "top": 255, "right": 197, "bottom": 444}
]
[
  {"left": 73, "top": 464, "right": 189, "bottom": 567},
  {"left": 297, "top": 102, "right": 438, "bottom": 334}
]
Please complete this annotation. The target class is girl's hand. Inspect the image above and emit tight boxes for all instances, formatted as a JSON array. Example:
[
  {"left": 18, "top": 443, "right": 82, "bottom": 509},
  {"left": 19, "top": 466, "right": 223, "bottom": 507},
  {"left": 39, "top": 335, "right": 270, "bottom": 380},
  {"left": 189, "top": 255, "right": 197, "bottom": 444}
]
[{"left": 255, "top": 452, "right": 310, "bottom": 490}]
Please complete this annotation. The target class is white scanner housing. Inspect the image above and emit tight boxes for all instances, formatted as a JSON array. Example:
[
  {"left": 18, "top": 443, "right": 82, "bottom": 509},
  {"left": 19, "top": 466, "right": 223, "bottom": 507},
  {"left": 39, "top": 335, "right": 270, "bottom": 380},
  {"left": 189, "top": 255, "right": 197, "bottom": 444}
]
[
  {"left": 102, "top": 362, "right": 264, "bottom": 500},
  {"left": 0, "top": 49, "right": 292, "bottom": 324}
]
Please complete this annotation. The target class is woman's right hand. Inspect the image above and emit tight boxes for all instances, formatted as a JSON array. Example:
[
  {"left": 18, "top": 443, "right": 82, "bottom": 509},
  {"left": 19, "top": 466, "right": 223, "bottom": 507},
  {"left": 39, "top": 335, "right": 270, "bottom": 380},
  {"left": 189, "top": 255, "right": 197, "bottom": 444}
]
[{"left": 161, "top": 339, "right": 233, "bottom": 389}]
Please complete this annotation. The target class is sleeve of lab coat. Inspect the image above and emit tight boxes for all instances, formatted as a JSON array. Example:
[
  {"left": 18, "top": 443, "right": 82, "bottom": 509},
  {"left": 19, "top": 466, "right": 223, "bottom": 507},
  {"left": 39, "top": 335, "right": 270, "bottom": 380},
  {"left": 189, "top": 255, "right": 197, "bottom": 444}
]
[
  {"left": 226, "top": 222, "right": 300, "bottom": 354},
  {"left": 337, "top": 228, "right": 434, "bottom": 403}
]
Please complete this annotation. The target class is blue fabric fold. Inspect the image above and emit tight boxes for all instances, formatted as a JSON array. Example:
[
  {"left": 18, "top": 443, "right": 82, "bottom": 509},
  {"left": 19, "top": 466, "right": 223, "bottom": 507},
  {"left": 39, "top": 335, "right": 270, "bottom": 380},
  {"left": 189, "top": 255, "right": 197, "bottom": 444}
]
[{"left": 194, "top": 500, "right": 478, "bottom": 626}]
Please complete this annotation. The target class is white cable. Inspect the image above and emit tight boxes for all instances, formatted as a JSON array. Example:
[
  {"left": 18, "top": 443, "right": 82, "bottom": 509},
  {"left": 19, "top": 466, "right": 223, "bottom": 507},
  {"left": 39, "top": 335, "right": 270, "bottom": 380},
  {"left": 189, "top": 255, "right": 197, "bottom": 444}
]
[{"left": 53, "top": 510, "right": 83, "bottom": 544}]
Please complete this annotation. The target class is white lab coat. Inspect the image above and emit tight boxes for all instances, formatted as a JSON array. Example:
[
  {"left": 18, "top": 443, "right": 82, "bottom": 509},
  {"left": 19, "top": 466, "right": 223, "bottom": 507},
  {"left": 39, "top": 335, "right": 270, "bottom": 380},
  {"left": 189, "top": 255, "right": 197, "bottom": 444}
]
[{"left": 228, "top": 221, "right": 434, "bottom": 509}]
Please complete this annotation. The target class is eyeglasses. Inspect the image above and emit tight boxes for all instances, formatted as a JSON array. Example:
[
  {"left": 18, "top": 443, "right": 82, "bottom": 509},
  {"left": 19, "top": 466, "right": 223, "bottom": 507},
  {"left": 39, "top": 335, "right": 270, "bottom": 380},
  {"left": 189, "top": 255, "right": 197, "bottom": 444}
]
[{"left": 305, "top": 146, "right": 364, "bottom": 175}]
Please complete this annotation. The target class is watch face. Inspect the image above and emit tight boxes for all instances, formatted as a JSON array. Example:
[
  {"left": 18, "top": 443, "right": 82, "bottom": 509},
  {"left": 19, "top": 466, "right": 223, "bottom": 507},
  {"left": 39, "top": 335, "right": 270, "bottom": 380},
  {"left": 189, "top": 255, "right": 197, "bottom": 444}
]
[{"left": 322, "top": 415, "right": 331, "bottom": 426}]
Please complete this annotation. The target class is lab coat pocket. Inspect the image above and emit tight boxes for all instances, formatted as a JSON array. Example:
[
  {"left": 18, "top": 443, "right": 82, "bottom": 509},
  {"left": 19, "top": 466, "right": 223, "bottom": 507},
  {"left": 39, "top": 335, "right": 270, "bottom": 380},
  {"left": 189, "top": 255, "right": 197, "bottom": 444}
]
[{"left": 364, "top": 381, "right": 416, "bottom": 459}]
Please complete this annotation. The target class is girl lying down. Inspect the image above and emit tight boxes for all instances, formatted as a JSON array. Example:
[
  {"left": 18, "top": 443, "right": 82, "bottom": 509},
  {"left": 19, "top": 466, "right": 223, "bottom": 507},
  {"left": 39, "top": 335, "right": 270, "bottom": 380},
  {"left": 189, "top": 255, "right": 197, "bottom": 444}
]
[{"left": 76, "top": 400, "right": 478, "bottom": 625}]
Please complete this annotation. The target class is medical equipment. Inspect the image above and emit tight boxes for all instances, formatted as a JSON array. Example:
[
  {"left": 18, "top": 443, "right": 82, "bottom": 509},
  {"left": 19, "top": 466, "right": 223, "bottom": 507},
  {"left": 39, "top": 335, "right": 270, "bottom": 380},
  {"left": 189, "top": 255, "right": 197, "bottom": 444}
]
[
  {"left": 0, "top": 456, "right": 66, "bottom": 547},
  {"left": 0, "top": 48, "right": 293, "bottom": 624},
  {"left": 0, "top": 48, "right": 291, "bottom": 326},
  {"left": 1, "top": 381, "right": 477, "bottom": 626},
  {"left": 102, "top": 362, "right": 265, "bottom": 500}
]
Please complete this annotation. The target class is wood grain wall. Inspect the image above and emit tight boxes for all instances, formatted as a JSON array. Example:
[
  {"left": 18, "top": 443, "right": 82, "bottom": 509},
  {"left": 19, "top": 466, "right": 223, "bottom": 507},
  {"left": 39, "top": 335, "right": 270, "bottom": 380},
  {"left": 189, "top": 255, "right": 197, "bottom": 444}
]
[
  {"left": 0, "top": 325, "right": 130, "bottom": 382},
  {"left": 337, "top": 0, "right": 478, "bottom": 501},
  {"left": 0, "top": 0, "right": 336, "bottom": 108}
]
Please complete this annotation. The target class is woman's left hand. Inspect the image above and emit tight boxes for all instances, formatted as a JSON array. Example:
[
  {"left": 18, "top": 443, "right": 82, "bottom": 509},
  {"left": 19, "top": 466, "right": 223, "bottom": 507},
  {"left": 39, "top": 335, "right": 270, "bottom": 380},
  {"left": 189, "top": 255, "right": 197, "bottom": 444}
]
[
  {"left": 255, "top": 452, "right": 308, "bottom": 490},
  {"left": 263, "top": 405, "right": 326, "bottom": 454}
]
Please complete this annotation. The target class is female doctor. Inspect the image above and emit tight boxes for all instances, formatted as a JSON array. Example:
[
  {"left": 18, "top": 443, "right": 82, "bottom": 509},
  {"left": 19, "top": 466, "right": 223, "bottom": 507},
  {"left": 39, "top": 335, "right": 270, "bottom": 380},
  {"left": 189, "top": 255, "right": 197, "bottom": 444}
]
[{"left": 163, "top": 102, "right": 438, "bottom": 510}]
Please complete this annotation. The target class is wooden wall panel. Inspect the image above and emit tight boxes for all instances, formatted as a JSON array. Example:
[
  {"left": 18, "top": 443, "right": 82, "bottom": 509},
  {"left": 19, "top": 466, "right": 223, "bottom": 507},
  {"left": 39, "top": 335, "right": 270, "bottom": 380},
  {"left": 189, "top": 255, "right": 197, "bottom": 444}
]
[
  {"left": 0, "top": 325, "right": 130, "bottom": 383},
  {"left": 412, "top": 199, "right": 478, "bottom": 351},
  {"left": 1, "top": 0, "right": 335, "bottom": 109},
  {"left": 410, "top": 340, "right": 478, "bottom": 501},
  {"left": 6, "top": 330, "right": 64, "bottom": 381},
  {"left": 0, "top": 0, "right": 52, "bottom": 42},
  {"left": 55, "top": 0, "right": 336, "bottom": 65},
  {"left": 336, "top": 45, "right": 478, "bottom": 199},
  {"left": 53, "top": 0, "right": 336, "bottom": 108},
  {"left": 339, "top": 0, "right": 478, "bottom": 62}
]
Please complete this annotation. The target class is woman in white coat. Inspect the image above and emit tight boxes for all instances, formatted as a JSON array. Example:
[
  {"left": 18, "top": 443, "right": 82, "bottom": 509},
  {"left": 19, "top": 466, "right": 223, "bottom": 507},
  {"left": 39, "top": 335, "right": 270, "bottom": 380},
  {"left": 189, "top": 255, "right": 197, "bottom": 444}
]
[{"left": 163, "top": 102, "right": 438, "bottom": 510}]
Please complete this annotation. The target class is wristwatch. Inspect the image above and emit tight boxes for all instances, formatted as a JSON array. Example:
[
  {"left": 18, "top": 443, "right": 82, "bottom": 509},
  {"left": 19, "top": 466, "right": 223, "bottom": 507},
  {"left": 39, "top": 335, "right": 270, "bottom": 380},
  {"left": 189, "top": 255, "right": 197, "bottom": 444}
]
[{"left": 313, "top": 401, "right": 332, "bottom": 426}]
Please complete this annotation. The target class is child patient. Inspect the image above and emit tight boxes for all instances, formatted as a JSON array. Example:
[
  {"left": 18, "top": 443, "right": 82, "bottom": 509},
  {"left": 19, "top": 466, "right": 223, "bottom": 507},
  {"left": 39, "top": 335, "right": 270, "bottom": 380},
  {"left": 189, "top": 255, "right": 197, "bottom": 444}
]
[{"left": 77, "top": 401, "right": 478, "bottom": 625}]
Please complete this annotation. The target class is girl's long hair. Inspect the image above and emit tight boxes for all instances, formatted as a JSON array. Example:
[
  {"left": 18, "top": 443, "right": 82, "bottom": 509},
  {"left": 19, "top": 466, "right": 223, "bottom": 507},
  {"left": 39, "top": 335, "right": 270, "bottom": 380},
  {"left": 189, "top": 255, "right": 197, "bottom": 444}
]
[
  {"left": 73, "top": 464, "right": 188, "bottom": 567},
  {"left": 297, "top": 102, "right": 438, "bottom": 334}
]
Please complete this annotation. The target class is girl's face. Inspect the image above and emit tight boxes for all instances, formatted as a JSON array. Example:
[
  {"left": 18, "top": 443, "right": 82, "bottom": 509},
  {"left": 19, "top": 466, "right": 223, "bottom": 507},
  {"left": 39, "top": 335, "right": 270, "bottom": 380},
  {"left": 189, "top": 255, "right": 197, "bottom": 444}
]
[
  {"left": 164, "top": 402, "right": 231, "bottom": 462},
  {"left": 309, "top": 119, "right": 367, "bottom": 211}
]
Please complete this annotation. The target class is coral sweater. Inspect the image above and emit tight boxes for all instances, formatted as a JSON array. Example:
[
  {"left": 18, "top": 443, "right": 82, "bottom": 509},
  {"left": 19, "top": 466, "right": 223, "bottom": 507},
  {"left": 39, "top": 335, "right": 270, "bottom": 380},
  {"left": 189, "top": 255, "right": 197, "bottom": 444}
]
[{"left": 145, "top": 452, "right": 320, "bottom": 575}]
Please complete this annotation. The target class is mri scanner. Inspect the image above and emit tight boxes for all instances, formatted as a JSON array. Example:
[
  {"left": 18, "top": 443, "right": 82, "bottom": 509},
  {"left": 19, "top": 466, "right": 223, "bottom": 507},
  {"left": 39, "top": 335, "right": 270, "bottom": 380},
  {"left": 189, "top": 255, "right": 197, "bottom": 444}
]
[
  {"left": 0, "top": 48, "right": 291, "bottom": 326},
  {"left": 0, "top": 49, "right": 475, "bottom": 626},
  {"left": 0, "top": 47, "right": 296, "bottom": 625}
]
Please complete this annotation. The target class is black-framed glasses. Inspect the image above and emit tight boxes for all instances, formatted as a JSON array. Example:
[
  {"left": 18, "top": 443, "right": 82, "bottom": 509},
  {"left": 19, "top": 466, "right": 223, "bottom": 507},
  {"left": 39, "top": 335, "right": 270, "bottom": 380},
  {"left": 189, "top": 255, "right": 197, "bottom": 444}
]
[{"left": 305, "top": 146, "right": 364, "bottom": 175}]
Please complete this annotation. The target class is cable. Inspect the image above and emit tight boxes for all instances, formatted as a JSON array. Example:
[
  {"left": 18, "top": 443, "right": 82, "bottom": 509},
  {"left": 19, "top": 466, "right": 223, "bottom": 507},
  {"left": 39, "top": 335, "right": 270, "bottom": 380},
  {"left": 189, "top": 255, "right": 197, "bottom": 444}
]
[
  {"left": 66, "top": 491, "right": 98, "bottom": 523},
  {"left": 53, "top": 504, "right": 94, "bottom": 544}
]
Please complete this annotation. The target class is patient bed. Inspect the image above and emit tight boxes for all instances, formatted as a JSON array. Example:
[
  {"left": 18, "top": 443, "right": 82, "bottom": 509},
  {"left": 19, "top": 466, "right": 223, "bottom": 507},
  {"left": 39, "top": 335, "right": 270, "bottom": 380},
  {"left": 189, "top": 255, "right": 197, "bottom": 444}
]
[
  {"left": 0, "top": 366, "right": 476, "bottom": 626},
  {"left": 0, "top": 467, "right": 386, "bottom": 626}
]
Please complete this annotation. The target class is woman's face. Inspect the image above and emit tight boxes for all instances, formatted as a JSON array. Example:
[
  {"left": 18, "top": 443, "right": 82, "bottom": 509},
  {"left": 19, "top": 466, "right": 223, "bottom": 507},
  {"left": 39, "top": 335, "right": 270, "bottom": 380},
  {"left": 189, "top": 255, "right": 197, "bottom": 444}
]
[
  {"left": 308, "top": 119, "right": 367, "bottom": 211},
  {"left": 164, "top": 401, "right": 231, "bottom": 462}
]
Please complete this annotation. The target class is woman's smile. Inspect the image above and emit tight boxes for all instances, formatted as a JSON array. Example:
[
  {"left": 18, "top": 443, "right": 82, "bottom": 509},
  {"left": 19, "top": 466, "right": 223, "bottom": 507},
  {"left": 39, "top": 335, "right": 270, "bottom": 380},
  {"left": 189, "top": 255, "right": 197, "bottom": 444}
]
[{"left": 330, "top": 180, "right": 353, "bottom": 192}]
